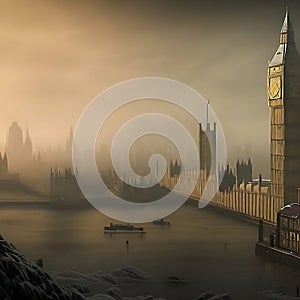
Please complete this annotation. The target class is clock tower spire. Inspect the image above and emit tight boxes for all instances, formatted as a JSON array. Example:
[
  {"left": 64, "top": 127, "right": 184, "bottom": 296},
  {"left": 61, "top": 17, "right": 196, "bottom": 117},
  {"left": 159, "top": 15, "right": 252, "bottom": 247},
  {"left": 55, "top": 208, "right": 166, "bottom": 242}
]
[
  {"left": 280, "top": 7, "right": 295, "bottom": 44},
  {"left": 268, "top": 8, "right": 300, "bottom": 205}
]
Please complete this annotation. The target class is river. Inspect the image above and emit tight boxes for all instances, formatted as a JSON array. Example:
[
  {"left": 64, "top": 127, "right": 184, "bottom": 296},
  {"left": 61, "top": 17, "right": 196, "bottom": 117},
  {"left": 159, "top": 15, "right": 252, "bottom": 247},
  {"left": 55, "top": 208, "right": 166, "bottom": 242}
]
[{"left": 0, "top": 199, "right": 299, "bottom": 299}]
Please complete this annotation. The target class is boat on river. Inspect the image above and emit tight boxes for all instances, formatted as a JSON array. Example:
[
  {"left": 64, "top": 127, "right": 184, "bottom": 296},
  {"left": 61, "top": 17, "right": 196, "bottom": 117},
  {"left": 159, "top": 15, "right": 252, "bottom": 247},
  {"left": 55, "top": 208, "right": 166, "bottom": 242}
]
[
  {"left": 104, "top": 223, "right": 145, "bottom": 234},
  {"left": 153, "top": 218, "right": 170, "bottom": 226}
]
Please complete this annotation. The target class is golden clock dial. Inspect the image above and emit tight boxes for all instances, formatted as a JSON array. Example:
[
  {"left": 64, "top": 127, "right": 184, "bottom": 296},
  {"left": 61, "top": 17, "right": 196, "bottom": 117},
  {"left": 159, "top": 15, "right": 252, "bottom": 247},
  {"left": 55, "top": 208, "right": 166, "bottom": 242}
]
[{"left": 269, "top": 76, "right": 282, "bottom": 100}]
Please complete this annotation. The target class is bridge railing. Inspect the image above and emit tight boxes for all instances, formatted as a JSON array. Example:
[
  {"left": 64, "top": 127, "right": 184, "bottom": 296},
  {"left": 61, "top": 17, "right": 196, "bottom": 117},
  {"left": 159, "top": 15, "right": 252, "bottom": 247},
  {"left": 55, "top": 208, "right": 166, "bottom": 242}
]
[{"left": 161, "top": 173, "right": 283, "bottom": 224}]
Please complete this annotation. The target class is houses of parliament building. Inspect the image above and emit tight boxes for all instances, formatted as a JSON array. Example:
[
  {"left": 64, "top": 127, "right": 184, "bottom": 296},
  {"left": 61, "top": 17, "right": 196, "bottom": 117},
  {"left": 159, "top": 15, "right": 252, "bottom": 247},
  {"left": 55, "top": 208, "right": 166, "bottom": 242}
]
[
  {"left": 218, "top": 8, "right": 300, "bottom": 209},
  {"left": 163, "top": 8, "right": 300, "bottom": 226},
  {"left": 51, "top": 9, "right": 300, "bottom": 228}
]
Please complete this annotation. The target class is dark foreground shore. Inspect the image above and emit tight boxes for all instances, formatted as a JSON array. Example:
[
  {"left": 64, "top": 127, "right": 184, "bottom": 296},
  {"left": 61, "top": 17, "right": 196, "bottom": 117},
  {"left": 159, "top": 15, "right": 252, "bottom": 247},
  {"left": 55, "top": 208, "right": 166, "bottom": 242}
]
[{"left": 0, "top": 234, "right": 234, "bottom": 300}]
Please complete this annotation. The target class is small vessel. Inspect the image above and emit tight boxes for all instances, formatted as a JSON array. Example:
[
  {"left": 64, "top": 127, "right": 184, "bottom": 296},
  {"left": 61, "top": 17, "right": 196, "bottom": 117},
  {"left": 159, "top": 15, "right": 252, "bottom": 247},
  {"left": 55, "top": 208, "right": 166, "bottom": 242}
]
[
  {"left": 104, "top": 223, "right": 145, "bottom": 234},
  {"left": 153, "top": 218, "right": 170, "bottom": 226}
]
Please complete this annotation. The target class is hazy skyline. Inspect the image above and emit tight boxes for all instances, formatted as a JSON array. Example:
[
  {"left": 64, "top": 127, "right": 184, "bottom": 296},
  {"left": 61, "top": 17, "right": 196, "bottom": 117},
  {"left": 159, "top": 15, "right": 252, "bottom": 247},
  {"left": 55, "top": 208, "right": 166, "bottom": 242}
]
[{"left": 0, "top": 0, "right": 300, "bottom": 177}]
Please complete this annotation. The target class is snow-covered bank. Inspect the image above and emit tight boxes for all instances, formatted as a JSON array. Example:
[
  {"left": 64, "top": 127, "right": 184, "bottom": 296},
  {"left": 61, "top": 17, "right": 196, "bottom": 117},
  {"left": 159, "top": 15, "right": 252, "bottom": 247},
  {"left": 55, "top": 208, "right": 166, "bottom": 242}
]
[
  {"left": 0, "top": 234, "right": 234, "bottom": 299},
  {"left": 2, "top": 234, "right": 296, "bottom": 300},
  {"left": 54, "top": 267, "right": 234, "bottom": 300},
  {"left": 0, "top": 235, "right": 83, "bottom": 299}
]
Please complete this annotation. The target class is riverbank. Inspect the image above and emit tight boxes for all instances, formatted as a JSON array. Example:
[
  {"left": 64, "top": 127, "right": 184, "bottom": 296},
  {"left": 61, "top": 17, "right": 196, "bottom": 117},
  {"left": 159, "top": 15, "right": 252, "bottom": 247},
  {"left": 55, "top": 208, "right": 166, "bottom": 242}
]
[{"left": 255, "top": 242, "right": 300, "bottom": 270}]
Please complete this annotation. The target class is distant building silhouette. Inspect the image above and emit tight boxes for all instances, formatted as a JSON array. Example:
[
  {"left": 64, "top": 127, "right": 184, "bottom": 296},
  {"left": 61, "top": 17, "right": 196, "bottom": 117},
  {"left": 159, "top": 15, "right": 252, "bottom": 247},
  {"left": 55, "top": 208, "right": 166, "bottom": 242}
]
[
  {"left": 6, "top": 122, "right": 23, "bottom": 159},
  {"left": 236, "top": 159, "right": 252, "bottom": 186},
  {"left": 50, "top": 167, "right": 85, "bottom": 204},
  {"left": 0, "top": 152, "right": 11, "bottom": 179},
  {"left": 219, "top": 164, "right": 235, "bottom": 192},
  {"left": 170, "top": 160, "right": 181, "bottom": 177},
  {"left": 24, "top": 127, "right": 33, "bottom": 159},
  {"left": 199, "top": 122, "right": 216, "bottom": 175},
  {"left": 168, "top": 120, "right": 216, "bottom": 178},
  {"left": 6, "top": 122, "right": 34, "bottom": 172},
  {"left": 217, "top": 159, "right": 253, "bottom": 192}
]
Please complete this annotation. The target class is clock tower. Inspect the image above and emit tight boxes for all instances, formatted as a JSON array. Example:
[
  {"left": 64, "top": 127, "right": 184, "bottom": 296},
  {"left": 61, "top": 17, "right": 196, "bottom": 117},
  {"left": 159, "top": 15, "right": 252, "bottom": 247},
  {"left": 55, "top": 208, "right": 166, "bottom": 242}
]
[{"left": 268, "top": 9, "right": 300, "bottom": 205}]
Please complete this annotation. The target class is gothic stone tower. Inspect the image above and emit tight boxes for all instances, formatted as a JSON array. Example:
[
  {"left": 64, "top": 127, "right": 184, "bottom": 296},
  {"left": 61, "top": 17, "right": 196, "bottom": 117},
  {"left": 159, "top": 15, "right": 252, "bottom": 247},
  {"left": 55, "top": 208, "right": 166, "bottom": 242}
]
[
  {"left": 268, "top": 9, "right": 300, "bottom": 205},
  {"left": 199, "top": 122, "right": 216, "bottom": 175}
]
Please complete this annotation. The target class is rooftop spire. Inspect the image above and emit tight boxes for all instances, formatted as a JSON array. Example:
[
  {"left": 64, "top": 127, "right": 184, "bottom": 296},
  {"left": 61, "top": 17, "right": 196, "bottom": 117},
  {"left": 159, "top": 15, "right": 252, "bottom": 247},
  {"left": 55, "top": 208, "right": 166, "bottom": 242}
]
[
  {"left": 206, "top": 100, "right": 209, "bottom": 127},
  {"left": 281, "top": 7, "right": 288, "bottom": 34},
  {"left": 269, "top": 8, "right": 297, "bottom": 67},
  {"left": 280, "top": 7, "right": 295, "bottom": 44}
]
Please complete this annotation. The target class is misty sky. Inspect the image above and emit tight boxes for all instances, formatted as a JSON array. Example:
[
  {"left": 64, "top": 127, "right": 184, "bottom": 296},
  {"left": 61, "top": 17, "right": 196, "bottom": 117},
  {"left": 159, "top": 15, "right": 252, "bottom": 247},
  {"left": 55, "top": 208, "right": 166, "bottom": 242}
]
[{"left": 0, "top": 0, "right": 300, "bottom": 177}]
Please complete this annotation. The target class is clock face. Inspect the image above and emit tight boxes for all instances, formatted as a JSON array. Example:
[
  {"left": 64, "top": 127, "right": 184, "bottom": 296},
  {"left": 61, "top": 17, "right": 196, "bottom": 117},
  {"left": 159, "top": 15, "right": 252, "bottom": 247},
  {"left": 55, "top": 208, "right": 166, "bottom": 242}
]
[{"left": 268, "top": 76, "right": 282, "bottom": 100}]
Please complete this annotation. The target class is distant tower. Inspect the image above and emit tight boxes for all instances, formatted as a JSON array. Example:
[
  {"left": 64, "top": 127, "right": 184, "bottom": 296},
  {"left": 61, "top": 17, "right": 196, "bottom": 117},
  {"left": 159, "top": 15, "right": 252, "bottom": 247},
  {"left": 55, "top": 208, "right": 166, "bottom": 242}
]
[
  {"left": 236, "top": 159, "right": 252, "bottom": 186},
  {"left": 0, "top": 153, "right": 9, "bottom": 178},
  {"left": 7, "top": 122, "right": 23, "bottom": 154},
  {"left": 24, "top": 127, "right": 33, "bottom": 159},
  {"left": 206, "top": 122, "right": 216, "bottom": 175},
  {"left": 268, "top": 9, "right": 300, "bottom": 205},
  {"left": 6, "top": 121, "right": 23, "bottom": 171},
  {"left": 199, "top": 102, "right": 216, "bottom": 175}
]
